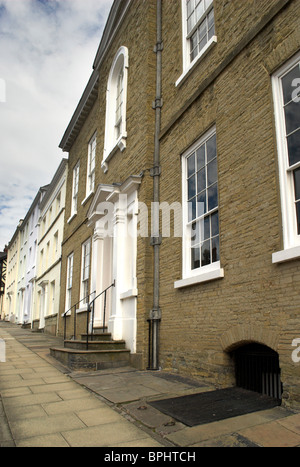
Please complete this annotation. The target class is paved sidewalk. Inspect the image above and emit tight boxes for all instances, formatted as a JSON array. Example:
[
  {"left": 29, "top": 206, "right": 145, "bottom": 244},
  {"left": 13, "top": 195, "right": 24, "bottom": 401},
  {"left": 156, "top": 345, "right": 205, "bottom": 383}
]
[{"left": 1, "top": 321, "right": 300, "bottom": 447}]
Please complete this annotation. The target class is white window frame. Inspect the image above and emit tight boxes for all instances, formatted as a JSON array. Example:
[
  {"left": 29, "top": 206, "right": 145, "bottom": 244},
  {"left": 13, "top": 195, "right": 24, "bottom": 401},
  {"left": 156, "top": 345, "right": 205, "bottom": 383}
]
[
  {"left": 102, "top": 46, "right": 129, "bottom": 173},
  {"left": 272, "top": 51, "right": 300, "bottom": 264},
  {"left": 69, "top": 162, "right": 80, "bottom": 222},
  {"left": 65, "top": 253, "right": 74, "bottom": 313},
  {"left": 175, "top": 126, "right": 224, "bottom": 289},
  {"left": 176, "top": 0, "right": 217, "bottom": 87},
  {"left": 79, "top": 239, "right": 91, "bottom": 309},
  {"left": 85, "top": 133, "right": 96, "bottom": 200}
]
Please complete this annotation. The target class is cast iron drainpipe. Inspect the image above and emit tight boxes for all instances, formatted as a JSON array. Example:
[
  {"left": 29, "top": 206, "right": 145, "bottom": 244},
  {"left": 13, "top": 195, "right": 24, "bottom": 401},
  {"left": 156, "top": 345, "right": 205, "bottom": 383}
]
[{"left": 149, "top": 0, "right": 163, "bottom": 371}]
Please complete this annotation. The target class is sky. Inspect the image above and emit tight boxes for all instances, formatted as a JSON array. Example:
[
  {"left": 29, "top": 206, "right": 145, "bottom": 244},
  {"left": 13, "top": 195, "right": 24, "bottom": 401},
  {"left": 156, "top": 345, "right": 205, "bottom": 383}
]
[{"left": 0, "top": 0, "right": 114, "bottom": 251}]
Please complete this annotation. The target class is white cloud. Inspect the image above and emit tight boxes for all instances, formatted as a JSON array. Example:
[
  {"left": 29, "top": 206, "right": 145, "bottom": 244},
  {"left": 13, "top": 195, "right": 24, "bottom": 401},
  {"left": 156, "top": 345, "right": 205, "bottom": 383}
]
[{"left": 0, "top": 0, "right": 113, "bottom": 250}]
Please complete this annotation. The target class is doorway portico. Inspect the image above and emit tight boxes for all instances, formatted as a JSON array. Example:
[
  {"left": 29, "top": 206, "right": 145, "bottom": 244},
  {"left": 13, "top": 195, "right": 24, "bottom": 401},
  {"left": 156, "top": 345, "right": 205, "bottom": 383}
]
[{"left": 87, "top": 175, "right": 142, "bottom": 353}]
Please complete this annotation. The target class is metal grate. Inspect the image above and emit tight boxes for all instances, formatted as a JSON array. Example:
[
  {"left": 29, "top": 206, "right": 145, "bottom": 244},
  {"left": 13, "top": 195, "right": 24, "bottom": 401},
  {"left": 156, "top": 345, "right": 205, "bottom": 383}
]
[{"left": 233, "top": 344, "right": 282, "bottom": 400}]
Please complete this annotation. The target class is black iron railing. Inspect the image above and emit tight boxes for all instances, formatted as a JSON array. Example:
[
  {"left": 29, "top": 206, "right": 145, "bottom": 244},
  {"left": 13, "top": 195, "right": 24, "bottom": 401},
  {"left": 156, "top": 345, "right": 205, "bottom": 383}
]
[
  {"left": 63, "top": 281, "right": 115, "bottom": 350},
  {"left": 63, "top": 291, "right": 96, "bottom": 341},
  {"left": 85, "top": 281, "right": 115, "bottom": 350}
]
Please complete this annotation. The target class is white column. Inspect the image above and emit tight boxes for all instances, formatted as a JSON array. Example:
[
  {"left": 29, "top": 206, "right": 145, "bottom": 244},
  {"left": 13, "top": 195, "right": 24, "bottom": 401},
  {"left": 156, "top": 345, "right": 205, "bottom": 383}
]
[
  {"left": 90, "top": 227, "right": 105, "bottom": 329},
  {"left": 109, "top": 194, "right": 127, "bottom": 340}
]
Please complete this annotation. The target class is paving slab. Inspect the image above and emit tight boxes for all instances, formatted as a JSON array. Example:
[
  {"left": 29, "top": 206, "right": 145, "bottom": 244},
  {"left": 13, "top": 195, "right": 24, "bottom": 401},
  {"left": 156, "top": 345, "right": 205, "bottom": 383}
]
[
  {"left": 42, "top": 397, "right": 103, "bottom": 416},
  {"left": 61, "top": 419, "right": 152, "bottom": 447},
  {"left": 4, "top": 404, "right": 48, "bottom": 421},
  {"left": 16, "top": 433, "right": 70, "bottom": 448},
  {"left": 238, "top": 421, "right": 300, "bottom": 447},
  {"left": 10, "top": 413, "right": 86, "bottom": 440}
]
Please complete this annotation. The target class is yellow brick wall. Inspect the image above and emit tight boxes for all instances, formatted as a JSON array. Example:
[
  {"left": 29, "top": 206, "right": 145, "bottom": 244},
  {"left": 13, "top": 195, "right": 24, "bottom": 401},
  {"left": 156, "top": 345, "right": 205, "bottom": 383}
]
[{"left": 159, "top": 0, "right": 300, "bottom": 408}]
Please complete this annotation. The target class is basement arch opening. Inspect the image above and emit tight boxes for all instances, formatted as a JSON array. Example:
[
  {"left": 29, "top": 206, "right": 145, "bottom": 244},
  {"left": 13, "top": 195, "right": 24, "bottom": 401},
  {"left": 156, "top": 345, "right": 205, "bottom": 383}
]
[{"left": 230, "top": 343, "right": 283, "bottom": 401}]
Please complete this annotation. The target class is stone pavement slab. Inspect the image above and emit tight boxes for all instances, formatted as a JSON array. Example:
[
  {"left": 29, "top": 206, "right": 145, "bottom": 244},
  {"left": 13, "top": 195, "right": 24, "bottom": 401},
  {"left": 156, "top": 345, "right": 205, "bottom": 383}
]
[
  {"left": 2, "top": 321, "right": 300, "bottom": 448},
  {"left": 239, "top": 420, "right": 300, "bottom": 447}
]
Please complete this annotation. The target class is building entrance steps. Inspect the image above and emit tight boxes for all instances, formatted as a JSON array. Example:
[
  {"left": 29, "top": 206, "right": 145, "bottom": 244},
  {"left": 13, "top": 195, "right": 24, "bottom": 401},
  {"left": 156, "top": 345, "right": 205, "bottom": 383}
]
[
  {"left": 50, "top": 329, "right": 131, "bottom": 371},
  {"left": 1, "top": 321, "right": 300, "bottom": 447}
]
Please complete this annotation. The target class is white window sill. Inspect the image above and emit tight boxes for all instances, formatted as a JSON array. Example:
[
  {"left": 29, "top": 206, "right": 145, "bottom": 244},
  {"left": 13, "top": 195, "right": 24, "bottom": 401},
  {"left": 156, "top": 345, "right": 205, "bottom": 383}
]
[
  {"left": 102, "top": 135, "right": 127, "bottom": 173},
  {"left": 175, "top": 36, "right": 217, "bottom": 88},
  {"left": 272, "top": 246, "right": 300, "bottom": 264},
  {"left": 120, "top": 288, "right": 138, "bottom": 300},
  {"left": 67, "top": 212, "right": 77, "bottom": 224},
  {"left": 174, "top": 267, "right": 224, "bottom": 289},
  {"left": 81, "top": 192, "right": 94, "bottom": 206}
]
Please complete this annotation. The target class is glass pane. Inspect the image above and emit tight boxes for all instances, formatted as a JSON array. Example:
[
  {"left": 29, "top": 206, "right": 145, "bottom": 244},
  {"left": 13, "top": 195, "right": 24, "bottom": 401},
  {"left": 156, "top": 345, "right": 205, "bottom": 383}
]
[
  {"left": 294, "top": 168, "right": 300, "bottom": 201},
  {"left": 207, "top": 8, "right": 214, "bottom": 29},
  {"left": 208, "top": 182, "right": 218, "bottom": 211},
  {"left": 190, "top": 32, "right": 198, "bottom": 60},
  {"left": 191, "top": 222, "right": 199, "bottom": 246},
  {"left": 207, "top": 134, "right": 217, "bottom": 162},
  {"left": 197, "top": 145, "right": 205, "bottom": 169},
  {"left": 211, "top": 211, "right": 219, "bottom": 237},
  {"left": 197, "top": 190, "right": 207, "bottom": 216},
  {"left": 187, "top": 153, "right": 195, "bottom": 177},
  {"left": 208, "top": 21, "right": 215, "bottom": 40},
  {"left": 201, "top": 239, "right": 211, "bottom": 266},
  {"left": 282, "top": 63, "right": 300, "bottom": 105},
  {"left": 204, "top": 216, "right": 210, "bottom": 240},
  {"left": 195, "top": 0, "right": 204, "bottom": 22},
  {"left": 207, "top": 158, "right": 218, "bottom": 186},
  {"left": 296, "top": 202, "right": 300, "bottom": 235},
  {"left": 197, "top": 167, "right": 206, "bottom": 192},
  {"left": 284, "top": 100, "right": 300, "bottom": 135},
  {"left": 212, "top": 236, "right": 220, "bottom": 263},
  {"left": 287, "top": 129, "right": 300, "bottom": 166},
  {"left": 188, "top": 175, "right": 196, "bottom": 200},
  {"left": 187, "top": 0, "right": 193, "bottom": 18},
  {"left": 199, "top": 36, "right": 207, "bottom": 53},
  {"left": 187, "top": 11, "right": 195, "bottom": 34},
  {"left": 199, "top": 18, "right": 207, "bottom": 40},
  {"left": 191, "top": 246, "right": 200, "bottom": 270}
]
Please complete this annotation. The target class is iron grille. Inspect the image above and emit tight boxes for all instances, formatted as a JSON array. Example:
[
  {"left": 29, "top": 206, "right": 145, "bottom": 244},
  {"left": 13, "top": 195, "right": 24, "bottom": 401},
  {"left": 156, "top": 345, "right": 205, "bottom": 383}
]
[{"left": 233, "top": 344, "right": 282, "bottom": 400}]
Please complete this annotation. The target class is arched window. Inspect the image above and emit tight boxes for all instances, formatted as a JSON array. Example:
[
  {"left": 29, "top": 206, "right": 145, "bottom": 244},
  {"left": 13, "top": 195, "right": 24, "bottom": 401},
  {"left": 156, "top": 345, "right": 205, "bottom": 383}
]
[{"left": 102, "top": 46, "right": 129, "bottom": 173}]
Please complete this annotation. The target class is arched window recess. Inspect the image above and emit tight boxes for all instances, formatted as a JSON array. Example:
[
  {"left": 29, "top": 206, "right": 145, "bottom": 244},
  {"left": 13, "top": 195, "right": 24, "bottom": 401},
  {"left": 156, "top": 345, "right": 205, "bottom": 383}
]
[{"left": 102, "top": 46, "right": 129, "bottom": 173}]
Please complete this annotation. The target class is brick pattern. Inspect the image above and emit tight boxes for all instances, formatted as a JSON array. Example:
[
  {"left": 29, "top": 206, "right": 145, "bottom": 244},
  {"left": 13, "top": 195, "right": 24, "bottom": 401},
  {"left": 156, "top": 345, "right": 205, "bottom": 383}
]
[{"left": 158, "top": 0, "right": 300, "bottom": 408}]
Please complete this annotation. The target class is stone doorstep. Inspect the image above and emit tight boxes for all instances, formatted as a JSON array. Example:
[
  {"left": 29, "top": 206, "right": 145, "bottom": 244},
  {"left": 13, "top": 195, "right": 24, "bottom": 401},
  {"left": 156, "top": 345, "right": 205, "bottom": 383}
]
[
  {"left": 49, "top": 346, "right": 131, "bottom": 371},
  {"left": 63, "top": 339, "right": 127, "bottom": 351}
]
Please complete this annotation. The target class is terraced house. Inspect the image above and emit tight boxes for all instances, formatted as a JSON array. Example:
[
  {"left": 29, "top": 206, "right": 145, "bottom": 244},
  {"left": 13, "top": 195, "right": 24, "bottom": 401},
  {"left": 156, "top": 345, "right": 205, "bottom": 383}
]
[
  {"left": 53, "top": 0, "right": 300, "bottom": 409},
  {"left": 32, "top": 159, "right": 68, "bottom": 335}
]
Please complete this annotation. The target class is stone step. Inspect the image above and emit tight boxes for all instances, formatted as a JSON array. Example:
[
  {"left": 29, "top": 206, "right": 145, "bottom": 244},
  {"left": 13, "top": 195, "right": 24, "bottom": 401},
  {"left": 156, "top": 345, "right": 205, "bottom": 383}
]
[
  {"left": 64, "top": 339, "right": 127, "bottom": 351},
  {"left": 50, "top": 346, "right": 131, "bottom": 371},
  {"left": 92, "top": 327, "right": 108, "bottom": 334},
  {"left": 80, "top": 333, "right": 112, "bottom": 342}
]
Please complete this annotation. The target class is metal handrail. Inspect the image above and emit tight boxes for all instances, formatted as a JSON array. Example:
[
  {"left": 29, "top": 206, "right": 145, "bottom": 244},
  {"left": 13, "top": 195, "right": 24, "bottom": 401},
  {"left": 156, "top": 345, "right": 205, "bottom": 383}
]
[
  {"left": 63, "top": 291, "right": 96, "bottom": 341},
  {"left": 86, "top": 281, "right": 115, "bottom": 350}
]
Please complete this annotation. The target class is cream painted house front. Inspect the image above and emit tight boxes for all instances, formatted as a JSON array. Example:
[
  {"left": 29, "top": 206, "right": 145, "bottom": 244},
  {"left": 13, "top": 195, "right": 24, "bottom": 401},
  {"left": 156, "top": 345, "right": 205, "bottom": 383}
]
[{"left": 32, "top": 159, "right": 68, "bottom": 334}]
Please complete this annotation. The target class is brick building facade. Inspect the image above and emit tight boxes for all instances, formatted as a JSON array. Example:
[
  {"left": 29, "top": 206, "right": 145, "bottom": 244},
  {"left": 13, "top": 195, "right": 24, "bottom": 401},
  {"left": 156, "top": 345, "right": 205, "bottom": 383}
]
[{"left": 58, "top": 0, "right": 300, "bottom": 408}]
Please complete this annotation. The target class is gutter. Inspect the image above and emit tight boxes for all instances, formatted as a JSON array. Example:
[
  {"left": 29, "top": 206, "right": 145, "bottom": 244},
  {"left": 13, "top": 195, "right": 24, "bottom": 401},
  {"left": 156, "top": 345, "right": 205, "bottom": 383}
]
[{"left": 149, "top": 0, "right": 163, "bottom": 371}]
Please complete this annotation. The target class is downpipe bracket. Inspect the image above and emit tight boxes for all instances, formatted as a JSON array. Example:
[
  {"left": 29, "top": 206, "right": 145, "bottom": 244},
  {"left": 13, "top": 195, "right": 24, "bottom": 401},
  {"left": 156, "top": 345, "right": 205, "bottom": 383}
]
[{"left": 149, "top": 308, "right": 162, "bottom": 321}]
